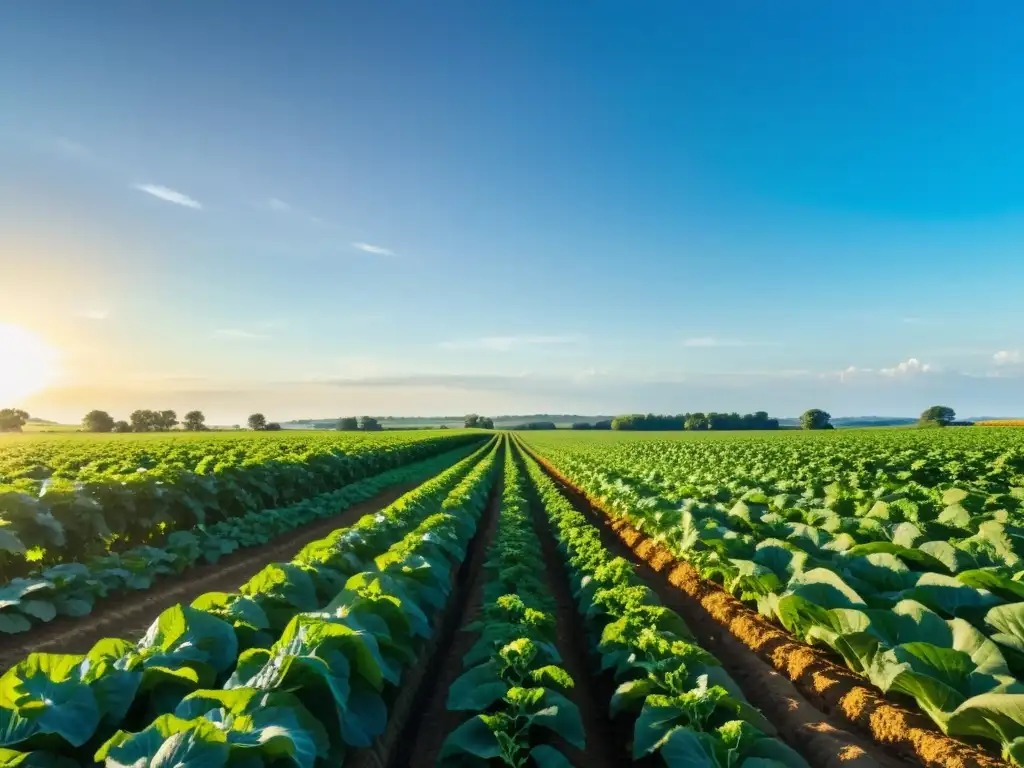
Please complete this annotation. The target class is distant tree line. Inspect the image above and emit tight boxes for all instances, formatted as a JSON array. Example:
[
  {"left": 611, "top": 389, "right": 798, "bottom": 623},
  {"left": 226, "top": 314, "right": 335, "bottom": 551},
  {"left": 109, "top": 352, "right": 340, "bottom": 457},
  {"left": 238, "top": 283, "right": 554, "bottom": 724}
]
[
  {"left": 78, "top": 409, "right": 211, "bottom": 433},
  {"left": 464, "top": 414, "right": 495, "bottom": 429},
  {"left": 571, "top": 420, "right": 613, "bottom": 430},
  {"left": 336, "top": 416, "right": 383, "bottom": 432},
  {"left": 611, "top": 411, "right": 781, "bottom": 431},
  {"left": 509, "top": 421, "right": 559, "bottom": 430}
]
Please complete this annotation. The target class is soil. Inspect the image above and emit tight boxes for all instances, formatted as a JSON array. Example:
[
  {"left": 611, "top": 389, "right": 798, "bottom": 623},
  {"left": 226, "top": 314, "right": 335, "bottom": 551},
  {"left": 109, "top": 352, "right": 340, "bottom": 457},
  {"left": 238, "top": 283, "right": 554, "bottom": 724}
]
[
  {"left": 0, "top": 478, "right": 426, "bottom": 670},
  {"left": 519, "top": 441, "right": 1008, "bottom": 768}
]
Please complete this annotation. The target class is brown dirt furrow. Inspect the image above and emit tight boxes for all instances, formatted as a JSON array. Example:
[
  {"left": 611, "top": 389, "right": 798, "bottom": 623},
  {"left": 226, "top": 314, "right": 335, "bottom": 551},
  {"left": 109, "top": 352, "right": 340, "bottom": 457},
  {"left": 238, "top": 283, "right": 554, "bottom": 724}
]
[
  {"left": 520, "top": 441, "right": 1007, "bottom": 768},
  {"left": 0, "top": 479, "right": 425, "bottom": 670},
  {"left": 349, "top": 473, "right": 503, "bottom": 768}
]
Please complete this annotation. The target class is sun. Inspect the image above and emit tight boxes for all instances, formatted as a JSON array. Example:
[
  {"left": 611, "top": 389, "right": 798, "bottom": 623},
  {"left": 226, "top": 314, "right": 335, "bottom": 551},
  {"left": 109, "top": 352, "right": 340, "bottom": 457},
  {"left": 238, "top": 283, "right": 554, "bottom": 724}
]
[{"left": 0, "top": 324, "right": 59, "bottom": 405}]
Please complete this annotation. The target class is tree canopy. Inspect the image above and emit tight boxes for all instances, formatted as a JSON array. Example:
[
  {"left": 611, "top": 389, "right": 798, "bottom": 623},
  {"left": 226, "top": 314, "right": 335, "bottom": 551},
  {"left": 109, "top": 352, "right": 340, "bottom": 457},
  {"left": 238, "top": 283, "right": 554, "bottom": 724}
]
[
  {"left": 0, "top": 409, "right": 29, "bottom": 432},
  {"left": 612, "top": 412, "right": 779, "bottom": 431},
  {"left": 129, "top": 410, "right": 178, "bottom": 432},
  {"left": 82, "top": 410, "right": 115, "bottom": 433},
  {"left": 337, "top": 417, "right": 359, "bottom": 431},
  {"left": 359, "top": 416, "right": 382, "bottom": 431},
  {"left": 247, "top": 413, "right": 268, "bottom": 431},
  {"left": 183, "top": 411, "right": 207, "bottom": 431},
  {"left": 920, "top": 405, "right": 956, "bottom": 427},
  {"left": 800, "top": 409, "right": 833, "bottom": 430}
]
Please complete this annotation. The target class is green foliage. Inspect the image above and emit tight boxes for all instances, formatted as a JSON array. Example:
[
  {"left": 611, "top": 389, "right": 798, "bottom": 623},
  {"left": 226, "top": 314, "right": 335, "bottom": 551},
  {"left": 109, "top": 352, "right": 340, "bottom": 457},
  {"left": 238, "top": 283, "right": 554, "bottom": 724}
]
[
  {"left": 0, "top": 433, "right": 486, "bottom": 632},
  {"left": 517, "top": 441, "right": 799, "bottom": 767},
  {"left": 128, "top": 409, "right": 177, "bottom": 432},
  {"left": 612, "top": 412, "right": 780, "bottom": 431},
  {"left": 520, "top": 427, "right": 1024, "bottom": 760},
  {"left": 0, "top": 438, "right": 502, "bottom": 765},
  {"left": 0, "top": 410, "right": 29, "bottom": 433},
  {"left": 439, "top": 449, "right": 581, "bottom": 766},
  {"left": 800, "top": 408, "right": 832, "bottom": 430},
  {"left": 246, "top": 413, "right": 267, "bottom": 431},
  {"left": 182, "top": 411, "right": 206, "bottom": 432},
  {"left": 336, "top": 417, "right": 359, "bottom": 431},
  {"left": 921, "top": 405, "right": 957, "bottom": 428},
  {"left": 81, "top": 411, "right": 115, "bottom": 433}
]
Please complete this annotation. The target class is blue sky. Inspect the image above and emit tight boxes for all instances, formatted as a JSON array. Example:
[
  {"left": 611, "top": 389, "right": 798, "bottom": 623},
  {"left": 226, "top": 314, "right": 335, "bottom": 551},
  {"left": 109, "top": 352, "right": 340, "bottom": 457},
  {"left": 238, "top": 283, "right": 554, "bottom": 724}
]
[{"left": 1, "top": 1, "right": 1022, "bottom": 422}]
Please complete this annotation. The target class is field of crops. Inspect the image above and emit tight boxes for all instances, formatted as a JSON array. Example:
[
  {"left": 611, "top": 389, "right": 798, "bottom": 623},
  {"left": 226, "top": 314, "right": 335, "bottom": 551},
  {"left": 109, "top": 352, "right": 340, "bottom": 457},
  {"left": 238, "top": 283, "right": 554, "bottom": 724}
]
[{"left": 1, "top": 426, "right": 1023, "bottom": 767}]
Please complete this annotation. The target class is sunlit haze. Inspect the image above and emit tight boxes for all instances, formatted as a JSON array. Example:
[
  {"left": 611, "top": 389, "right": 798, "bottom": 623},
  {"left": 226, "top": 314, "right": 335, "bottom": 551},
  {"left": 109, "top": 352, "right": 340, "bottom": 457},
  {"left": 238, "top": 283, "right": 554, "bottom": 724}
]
[{"left": 2, "top": 3, "right": 1023, "bottom": 424}]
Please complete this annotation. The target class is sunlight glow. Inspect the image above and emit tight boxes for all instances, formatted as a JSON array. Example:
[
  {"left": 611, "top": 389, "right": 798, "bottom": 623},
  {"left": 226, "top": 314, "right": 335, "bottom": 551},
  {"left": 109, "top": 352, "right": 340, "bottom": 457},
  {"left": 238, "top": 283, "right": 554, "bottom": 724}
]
[{"left": 0, "top": 324, "right": 59, "bottom": 405}]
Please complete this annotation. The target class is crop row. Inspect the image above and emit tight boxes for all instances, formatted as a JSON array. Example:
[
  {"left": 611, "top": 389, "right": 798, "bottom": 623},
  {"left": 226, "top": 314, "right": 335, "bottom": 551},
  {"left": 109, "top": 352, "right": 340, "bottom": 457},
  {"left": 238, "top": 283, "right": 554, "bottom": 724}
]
[
  {"left": 524, "top": 430, "right": 1024, "bottom": 763},
  {"left": 0, "top": 440, "right": 481, "bottom": 634},
  {"left": 0, "top": 431, "right": 483, "bottom": 576},
  {"left": 435, "top": 440, "right": 585, "bottom": 765},
  {"left": 0, "top": 437, "right": 500, "bottom": 766},
  {"left": 516, "top": 439, "right": 809, "bottom": 767}
]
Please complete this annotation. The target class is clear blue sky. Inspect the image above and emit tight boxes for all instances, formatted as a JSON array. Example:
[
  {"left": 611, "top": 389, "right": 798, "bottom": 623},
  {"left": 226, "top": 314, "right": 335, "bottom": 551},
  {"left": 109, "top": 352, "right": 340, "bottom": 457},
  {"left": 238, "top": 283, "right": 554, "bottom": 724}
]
[{"left": 1, "top": 1, "right": 1022, "bottom": 421}]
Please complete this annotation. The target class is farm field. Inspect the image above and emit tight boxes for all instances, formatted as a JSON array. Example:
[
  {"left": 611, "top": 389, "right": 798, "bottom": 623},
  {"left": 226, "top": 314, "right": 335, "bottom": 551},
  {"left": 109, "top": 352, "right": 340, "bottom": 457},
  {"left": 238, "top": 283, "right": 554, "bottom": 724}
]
[{"left": 0, "top": 428, "right": 1023, "bottom": 767}]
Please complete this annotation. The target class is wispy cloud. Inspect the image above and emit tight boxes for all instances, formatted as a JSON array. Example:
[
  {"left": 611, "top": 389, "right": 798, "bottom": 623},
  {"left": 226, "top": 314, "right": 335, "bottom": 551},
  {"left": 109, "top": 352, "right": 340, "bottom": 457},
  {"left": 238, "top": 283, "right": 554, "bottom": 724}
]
[
  {"left": 837, "top": 365, "right": 873, "bottom": 382},
  {"left": 266, "top": 197, "right": 292, "bottom": 213},
  {"left": 682, "top": 337, "right": 760, "bottom": 348},
  {"left": 994, "top": 350, "right": 1022, "bottom": 366},
  {"left": 439, "top": 334, "right": 584, "bottom": 352},
  {"left": 134, "top": 184, "right": 202, "bottom": 210},
  {"left": 77, "top": 309, "right": 110, "bottom": 321},
  {"left": 880, "top": 357, "right": 932, "bottom": 377},
  {"left": 213, "top": 328, "right": 269, "bottom": 340},
  {"left": 352, "top": 242, "right": 395, "bottom": 256}
]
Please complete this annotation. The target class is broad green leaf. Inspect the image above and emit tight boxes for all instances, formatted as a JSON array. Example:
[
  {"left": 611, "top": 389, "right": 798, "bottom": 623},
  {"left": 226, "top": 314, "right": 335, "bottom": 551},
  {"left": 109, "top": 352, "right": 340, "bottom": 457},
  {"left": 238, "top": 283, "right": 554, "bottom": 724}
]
[
  {"left": 529, "top": 744, "right": 574, "bottom": 768},
  {"left": 0, "top": 653, "right": 99, "bottom": 748},
  {"left": 658, "top": 727, "right": 715, "bottom": 767},
  {"left": 437, "top": 715, "right": 501, "bottom": 762}
]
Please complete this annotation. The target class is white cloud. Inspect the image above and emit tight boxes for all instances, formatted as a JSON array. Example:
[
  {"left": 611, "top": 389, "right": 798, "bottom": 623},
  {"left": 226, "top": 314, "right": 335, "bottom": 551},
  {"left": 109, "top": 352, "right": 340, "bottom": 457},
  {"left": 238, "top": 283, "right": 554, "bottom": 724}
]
[
  {"left": 994, "top": 350, "right": 1022, "bottom": 366},
  {"left": 351, "top": 242, "right": 395, "bottom": 256},
  {"left": 440, "top": 334, "right": 584, "bottom": 352},
  {"left": 134, "top": 184, "right": 202, "bottom": 210},
  {"left": 838, "top": 365, "right": 873, "bottom": 382},
  {"left": 77, "top": 309, "right": 110, "bottom": 321},
  {"left": 267, "top": 197, "right": 291, "bottom": 213},
  {"left": 213, "top": 328, "right": 268, "bottom": 340},
  {"left": 880, "top": 358, "right": 932, "bottom": 377}
]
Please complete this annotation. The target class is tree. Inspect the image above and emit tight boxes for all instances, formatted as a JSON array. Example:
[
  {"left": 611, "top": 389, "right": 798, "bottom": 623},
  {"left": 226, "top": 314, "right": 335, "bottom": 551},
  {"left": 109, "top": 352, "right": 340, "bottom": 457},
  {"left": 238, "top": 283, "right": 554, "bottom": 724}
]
[
  {"left": 248, "top": 413, "right": 267, "bottom": 431},
  {"left": 801, "top": 409, "right": 833, "bottom": 430},
  {"left": 265, "top": 422, "right": 282, "bottom": 431},
  {"left": 684, "top": 412, "right": 709, "bottom": 431},
  {"left": 479, "top": 417, "right": 494, "bottom": 429},
  {"left": 130, "top": 409, "right": 157, "bottom": 432},
  {"left": 0, "top": 408, "right": 29, "bottom": 432},
  {"left": 156, "top": 410, "right": 178, "bottom": 431},
  {"left": 82, "top": 410, "right": 115, "bottom": 433},
  {"left": 359, "top": 416, "right": 382, "bottom": 431},
  {"left": 920, "top": 405, "right": 956, "bottom": 428},
  {"left": 464, "top": 414, "right": 480, "bottom": 428},
  {"left": 183, "top": 411, "right": 206, "bottom": 431},
  {"left": 337, "top": 417, "right": 359, "bottom": 431},
  {"left": 112, "top": 420, "right": 132, "bottom": 433}
]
